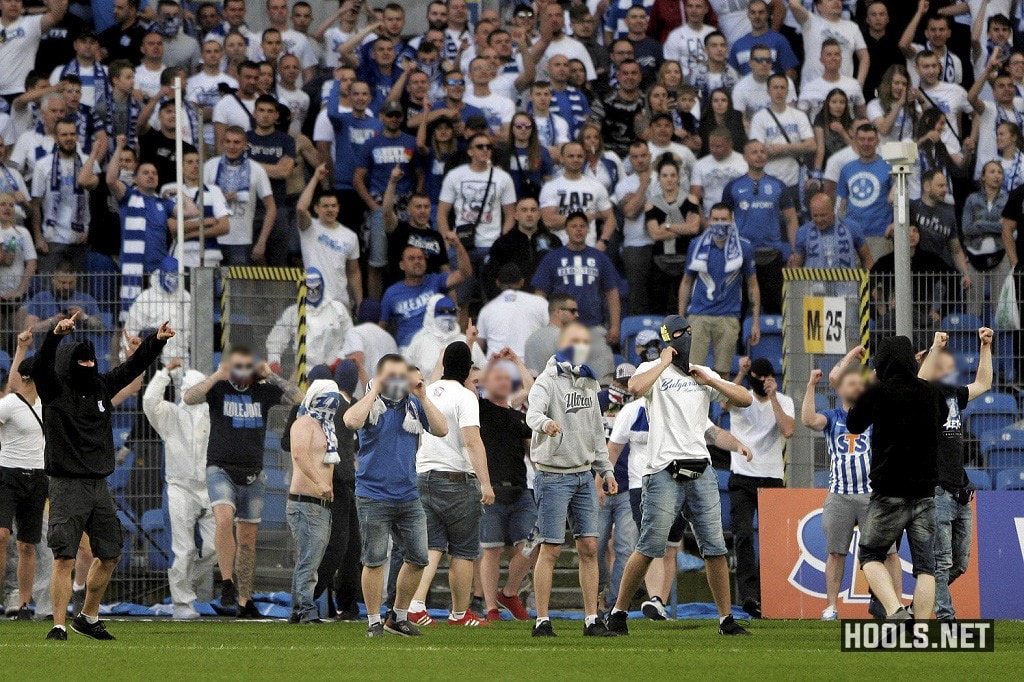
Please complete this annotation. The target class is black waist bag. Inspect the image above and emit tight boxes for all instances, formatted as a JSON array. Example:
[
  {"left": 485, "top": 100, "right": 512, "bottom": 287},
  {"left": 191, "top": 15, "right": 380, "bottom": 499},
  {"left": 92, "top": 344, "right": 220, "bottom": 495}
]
[{"left": 666, "top": 458, "right": 708, "bottom": 481}]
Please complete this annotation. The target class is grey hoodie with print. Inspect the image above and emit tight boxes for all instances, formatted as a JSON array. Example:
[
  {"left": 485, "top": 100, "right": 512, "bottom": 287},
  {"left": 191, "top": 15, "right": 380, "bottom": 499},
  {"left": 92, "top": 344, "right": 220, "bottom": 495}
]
[{"left": 526, "top": 355, "right": 613, "bottom": 476}]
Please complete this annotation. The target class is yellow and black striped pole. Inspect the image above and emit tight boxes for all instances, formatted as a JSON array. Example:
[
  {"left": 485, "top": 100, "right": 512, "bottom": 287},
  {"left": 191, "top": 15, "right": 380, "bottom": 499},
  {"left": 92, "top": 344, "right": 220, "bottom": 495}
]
[{"left": 296, "top": 277, "right": 308, "bottom": 391}]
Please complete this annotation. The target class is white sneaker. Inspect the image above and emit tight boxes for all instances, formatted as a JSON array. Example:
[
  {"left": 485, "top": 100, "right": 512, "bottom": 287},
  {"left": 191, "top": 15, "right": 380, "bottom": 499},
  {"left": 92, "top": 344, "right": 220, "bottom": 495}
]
[
  {"left": 821, "top": 606, "right": 838, "bottom": 621},
  {"left": 173, "top": 603, "right": 201, "bottom": 620}
]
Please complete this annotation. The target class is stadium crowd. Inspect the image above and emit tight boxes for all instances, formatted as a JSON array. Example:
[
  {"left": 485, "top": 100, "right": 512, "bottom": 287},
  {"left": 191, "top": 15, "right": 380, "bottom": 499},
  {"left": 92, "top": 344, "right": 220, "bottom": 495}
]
[{"left": 0, "top": 0, "right": 1010, "bottom": 640}]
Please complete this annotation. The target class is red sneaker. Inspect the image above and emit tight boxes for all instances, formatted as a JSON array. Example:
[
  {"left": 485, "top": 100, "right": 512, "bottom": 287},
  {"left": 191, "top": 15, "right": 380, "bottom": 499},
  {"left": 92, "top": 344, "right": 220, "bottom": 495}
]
[
  {"left": 496, "top": 591, "right": 530, "bottom": 620},
  {"left": 485, "top": 609, "right": 501, "bottom": 622},
  {"left": 407, "top": 609, "right": 435, "bottom": 626},
  {"left": 448, "top": 611, "right": 490, "bottom": 626}
]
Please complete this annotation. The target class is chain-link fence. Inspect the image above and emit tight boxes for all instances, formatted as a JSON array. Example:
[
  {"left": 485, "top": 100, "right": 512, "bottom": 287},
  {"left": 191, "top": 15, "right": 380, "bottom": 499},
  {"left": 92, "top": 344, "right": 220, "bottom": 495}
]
[{"left": 785, "top": 267, "right": 1024, "bottom": 493}]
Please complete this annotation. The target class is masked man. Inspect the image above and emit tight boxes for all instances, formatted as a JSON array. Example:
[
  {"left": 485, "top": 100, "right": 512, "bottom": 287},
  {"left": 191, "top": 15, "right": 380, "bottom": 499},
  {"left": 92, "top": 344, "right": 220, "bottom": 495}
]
[
  {"left": 123, "top": 256, "right": 191, "bottom": 366},
  {"left": 404, "top": 294, "right": 486, "bottom": 377},
  {"left": 265, "top": 268, "right": 353, "bottom": 374}
]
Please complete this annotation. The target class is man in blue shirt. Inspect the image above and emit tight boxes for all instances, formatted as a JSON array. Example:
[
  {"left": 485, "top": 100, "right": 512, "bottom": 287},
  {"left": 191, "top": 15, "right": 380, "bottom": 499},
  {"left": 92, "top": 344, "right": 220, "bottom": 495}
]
[
  {"left": 343, "top": 354, "right": 448, "bottom": 638},
  {"left": 358, "top": 36, "right": 401, "bottom": 113},
  {"left": 791, "top": 193, "right": 874, "bottom": 269},
  {"left": 728, "top": 0, "right": 799, "bottom": 77},
  {"left": 721, "top": 139, "right": 797, "bottom": 314},
  {"left": 381, "top": 240, "right": 472, "bottom": 349},
  {"left": 678, "top": 203, "right": 760, "bottom": 378},
  {"left": 355, "top": 100, "right": 418, "bottom": 300},
  {"left": 20, "top": 262, "right": 104, "bottom": 333},
  {"left": 430, "top": 71, "right": 486, "bottom": 128},
  {"left": 837, "top": 124, "right": 893, "bottom": 243},
  {"left": 531, "top": 212, "right": 620, "bottom": 379},
  {"left": 326, "top": 80, "right": 382, "bottom": 232}
]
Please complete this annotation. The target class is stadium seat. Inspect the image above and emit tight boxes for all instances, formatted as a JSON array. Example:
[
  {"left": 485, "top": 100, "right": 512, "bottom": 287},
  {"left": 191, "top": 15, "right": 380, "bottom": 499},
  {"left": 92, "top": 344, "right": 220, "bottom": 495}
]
[
  {"left": 980, "top": 427, "right": 1024, "bottom": 455},
  {"left": 987, "top": 448, "right": 1024, "bottom": 470},
  {"left": 996, "top": 468, "right": 1024, "bottom": 490},
  {"left": 955, "top": 353, "right": 978, "bottom": 377},
  {"left": 814, "top": 394, "right": 830, "bottom": 412},
  {"left": 116, "top": 510, "right": 138, "bottom": 572},
  {"left": 141, "top": 509, "right": 173, "bottom": 572},
  {"left": 612, "top": 353, "right": 627, "bottom": 369},
  {"left": 942, "top": 313, "right": 983, "bottom": 356},
  {"left": 619, "top": 315, "right": 663, "bottom": 365},
  {"left": 965, "top": 467, "right": 991, "bottom": 490},
  {"left": 744, "top": 315, "right": 784, "bottom": 369},
  {"left": 814, "top": 471, "right": 830, "bottom": 489},
  {"left": 997, "top": 332, "right": 1015, "bottom": 383},
  {"left": 107, "top": 451, "right": 134, "bottom": 494},
  {"left": 262, "top": 469, "right": 290, "bottom": 527},
  {"left": 964, "top": 392, "right": 1019, "bottom": 439}
]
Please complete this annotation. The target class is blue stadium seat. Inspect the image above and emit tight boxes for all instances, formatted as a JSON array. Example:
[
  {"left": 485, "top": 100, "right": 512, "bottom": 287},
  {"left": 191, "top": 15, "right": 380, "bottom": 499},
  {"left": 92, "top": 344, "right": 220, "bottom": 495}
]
[
  {"left": 141, "top": 508, "right": 173, "bottom": 571},
  {"left": 965, "top": 467, "right": 992, "bottom": 490},
  {"left": 0, "top": 350, "right": 11, "bottom": 374},
  {"left": 942, "top": 313, "right": 983, "bottom": 356},
  {"left": 964, "top": 392, "right": 1019, "bottom": 438},
  {"left": 997, "top": 332, "right": 1015, "bottom": 383},
  {"left": 716, "top": 469, "right": 730, "bottom": 530},
  {"left": 996, "top": 468, "right": 1024, "bottom": 490},
  {"left": 744, "top": 314, "right": 783, "bottom": 341},
  {"left": 116, "top": 510, "right": 138, "bottom": 572},
  {"left": 107, "top": 451, "right": 134, "bottom": 494},
  {"left": 955, "top": 353, "right": 979, "bottom": 377},
  {"left": 744, "top": 314, "right": 784, "bottom": 369},
  {"left": 619, "top": 315, "right": 663, "bottom": 365},
  {"left": 814, "top": 471, "right": 830, "bottom": 489},
  {"left": 980, "top": 427, "right": 1024, "bottom": 455},
  {"left": 814, "top": 394, "right": 830, "bottom": 412},
  {"left": 987, "top": 448, "right": 1024, "bottom": 470},
  {"left": 265, "top": 468, "right": 288, "bottom": 491},
  {"left": 612, "top": 353, "right": 627, "bottom": 369}
]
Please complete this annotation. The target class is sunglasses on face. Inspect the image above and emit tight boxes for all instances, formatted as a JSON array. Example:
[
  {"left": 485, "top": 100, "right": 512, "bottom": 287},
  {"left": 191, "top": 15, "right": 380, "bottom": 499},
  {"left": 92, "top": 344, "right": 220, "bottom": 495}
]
[
  {"left": 514, "top": 122, "right": 533, "bottom": 129},
  {"left": 751, "top": 56, "right": 773, "bottom": 64},
  {"left": 446, "top": 79, "right": 465, "bottom": 86},
  {"left": 474, "top": 143, "right": 493, "bottom": 150}
]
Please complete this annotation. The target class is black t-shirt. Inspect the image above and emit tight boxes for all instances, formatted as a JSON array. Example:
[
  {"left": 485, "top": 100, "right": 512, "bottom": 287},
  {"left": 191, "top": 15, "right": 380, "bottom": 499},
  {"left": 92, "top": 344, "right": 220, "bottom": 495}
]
[
  {"left": 138, "top": 129, "right": 197, "bottom": 188},
  {"left": 387, "top": 221, "right": 447, "bottom": 286},
  {"left": 35, "top": 13, "right": 87, "bottom": 76},
  {"left": 646, "top": 197, "right": 700, "bottom": 260},
  {"left": 487, "top": 226, "right": 560, "bottom": 282},
  {"left": 247, "top": 129, "right": 296, "bottom": 202},
  {"left": 936, "top": 383, "right": 970, "bottom": 490},
  {"left": 593, "top": 92, "right": 645, "bottom": 158},
  {"left": 205, "top": 380, "right": 285, "bottom": 474},
  {"left": 478, "top": 398, "right": 532, "bottom": 503},
  {"left": 1001, "top": 184, "right": 1024, "bottom": 264},
  {"left": 98, "top": 20, "right": 150, "bottom": 65}
]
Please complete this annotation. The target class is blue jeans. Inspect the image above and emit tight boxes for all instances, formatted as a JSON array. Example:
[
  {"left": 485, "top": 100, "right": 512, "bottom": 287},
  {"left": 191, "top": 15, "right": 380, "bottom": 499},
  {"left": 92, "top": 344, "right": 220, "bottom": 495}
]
[
  {"left": 597, "top": 493, "right": 637, "bottom": 605},
  {"left": 933, "top": 486, "right": 972, "bottom": 621},
  {"left": 480, "top": 490, "right": 537, "bottom": 548},
  {"left": 355, "top": 496, "right": 428, "bottom": 568},
  {"left": 635, "top": 466, "right": 727, "bottom": 559},
  {"left": 207, "top": 466, "right": 266, "bottom": 523},
  {"left": 286, "top": 500, "right": 332, "bottom": 621},
  {"left": 417, "top": 473, "right": 482, "bottom": 560},
  {"left": 533, "top": 470, "right": 599, "bottom": 544}
]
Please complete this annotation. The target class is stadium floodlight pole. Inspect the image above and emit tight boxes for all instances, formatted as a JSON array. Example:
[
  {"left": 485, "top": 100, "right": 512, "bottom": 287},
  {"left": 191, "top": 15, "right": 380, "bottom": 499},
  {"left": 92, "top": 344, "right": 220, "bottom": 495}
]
[
  {"left": 173, "top": 76, "right": 185, "bottom": 279},
  {"left": 881, "top": 141, "right": 917, "bottom": 338},
  {"left": 197, "top": 130, "right": 206, "bottom": 268}
]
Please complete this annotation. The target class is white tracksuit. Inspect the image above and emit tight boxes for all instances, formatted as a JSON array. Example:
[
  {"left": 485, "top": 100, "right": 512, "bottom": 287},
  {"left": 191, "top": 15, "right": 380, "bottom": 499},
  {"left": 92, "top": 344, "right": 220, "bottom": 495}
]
[
  {"left": 123, "top": 272, "right": 192, "bottom": 364},
  {"left": 265, "top": 297, "right": 353, "bottom": 368},
  {"left": 404, "top": 294, "right": 487, "bottom": 376},
  {"left": 143, "top": 369, "right": 217, "bottom": 606}
]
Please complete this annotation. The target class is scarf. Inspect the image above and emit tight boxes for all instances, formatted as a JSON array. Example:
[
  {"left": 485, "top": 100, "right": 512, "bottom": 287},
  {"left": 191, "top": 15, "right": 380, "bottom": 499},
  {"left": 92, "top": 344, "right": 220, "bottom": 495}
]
[
  {"left": 687, "top": 225, "right": 743, "bottom": 300},
  {"left": 60, "top": 58, "right": 113, "bottom": 118},
  {"left": 553, "top": 347, "right": 597, "bottom": 380},
  {"left": 0, "top": 164, "right": 19, "bottom": 194},
  {"left": 181, "top": 184, "right": 223, "bottom": 264},
  {"left": 366, "top": 389, "right": 425, "bottom": 435},
  {"left": 215, "top": 152, "right": 251, "bottom": 195},
  {"left": 1003, "top": 150, "right": 1024, "bottom": 193},
  {"left": 650, "top": 191, "right": 687, "bottom": 255},
  {"left": 153, "top": 95, "right": 201, "bottom": 147},
  {"left": 804, "top": 219, "right": 854, "bottom": 267},
  {"left": 46, "top": 151, "right": 88, "bottom": 237},
  {"left": 298, "top": 379, "right": 342, "bottom": 464}
]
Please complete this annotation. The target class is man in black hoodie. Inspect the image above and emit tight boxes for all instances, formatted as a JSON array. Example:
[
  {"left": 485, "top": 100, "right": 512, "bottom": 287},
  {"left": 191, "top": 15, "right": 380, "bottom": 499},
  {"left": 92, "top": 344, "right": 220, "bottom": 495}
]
[
  {"left": 34, "top": 311, "right": 171, "bottom": 642},
  {"left": 847, "top": 335, "right": 945, "bottom": 621}
]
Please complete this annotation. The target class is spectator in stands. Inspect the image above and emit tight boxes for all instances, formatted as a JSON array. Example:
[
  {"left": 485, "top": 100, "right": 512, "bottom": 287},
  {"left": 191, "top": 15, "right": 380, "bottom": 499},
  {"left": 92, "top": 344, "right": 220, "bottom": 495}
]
[
  {"left": 568, "top": 6, "right": 608, "bottom": 81},
  {"left": 187, "top": 41, "right": 236, "bottom": 149},
  {"left": 538, "top": 142, "right": 615, "bottom": 250},
  {"left": 503, "top": 111, "right": 554, "bottom": 202},
  {"left": 0, "top": 0, "right": 67, "bottom": 106},
  {"left": 183, "top": 347, "right": 303, "bottom": 619},
  {"left": 285, "top": 378, "right": 342, "bottom": 624},
  {"left": 797, "top": 39, "right": 867, "bottom": 122},
  {"left": 405, "top": 293, "right": 486, "bottom": 375},
  {"left": 917, "top": 328, "right": 993, "bottom": 623},
  {"left": 322, "top": 79, "right": 382, "bottom": 234},
  {"left": 203, "top": 125, "right": 275, "bottom": 265},
  {"left": 0, "top": 192, "right": 37, "bottom": 320},
  {"left": 51, "top": 30, "right": 110, "bottom": 113},
  {"left": 153, "top": 0, "right": 199, "bottom": 74},
  {"left": 134, "top": 31, "right": 167, "bottom": 101},
  {"left": 57, "top": 72, "right": 108, "bottom": 158},
  {"left": 381, "top": 239, "right": 471, "bottom": 350},
  {"left": 266, "top": 268, "right": 353, "bottom": 373},
  {"left": 162, "top": 149, "right": 230, "bottom": 267},
  {"left": 690, "top": 33, "right": 740, "bottom": 108},
  {"left": 99, "top": 0, "right": 147, "bottom": 65},
  {"left": 791, "top": 193, "right": 873, "bottom": 269},
  {"left": 728, "top": 356, "right": 794, "bottom": 619},
  {"left": 296, "top": 165, "right": 362, "bottom": 308},
  {"left": 524, "top": 293, "right": 579, "bottom": 376},
  {"left": 384, "top": 174, "right": 445, "bottom": 288},
  {"left": 487, "top": 196, "right": 558, "bottom": 288},
  {"left": 476, "top": 263, "right": 549, "bottom": 359},
  {"left": 19, "top": 260, "right": 102, "bottom": 333},
  {"left": 662, "top": 0, "right": 713, "bottom": 82},
  {"left": 729, "top": 0, "right": 797, "bottom": 78},
  {"left": 809, "top": 90, "right": 853, "bottom": 189},
  {"left": 138, "top": 95, "right": 198, "bottom": 187},
  {"left": 106, "top": 60, "right": 143, "bottom": 151},
  {"left": 212, "top": 60, "right": 259, "bottom": 149},
  {"left": 0, "top": 344, "right": 45, "bottom": 621},
  {"left": 731, "top": 45, "right": 795, "bottom": 126},
  {"left": 343, "top": 353, "right": 447, "bottom": 637},
  {"left": 122, "top": 257, "right": 190, "bottom": 366},
  {"left": 837, "top": 123, "right": 893, "bottom": 259},
  {"left": 544, "top": 54, "right": 590, "bottom": 140},
  {"left": 861, "top": 2, "right": 904, "bottom": 103},
  {"left": 206, "top": 0, "right": 254, "bottom": 45},
  {"left": 246, "top": 94, "right": 296, "bottom": 267},
  {"left": 691, "top": 127, "right": 749, "bottom": 216},
  {"left": 532, "top": 211, "right": 619, "bottom": 380},
  {"left": 646, "top": 156, "right": 702, "bottom": 316},
  {"left": 963, "top": 161, "right": 1009, "bottom": 319},
  {"left": 589, "top": 59, "right": 644, "bottom": 160},
  {"left": 615, "top": 141, "right": 655, "bottom": 314},
  {"left": 526, "top": 321, "right": 617, "bottom": 638},
  {"left": 720, "top": 140, "right": 796, "bottom": 314},
  {"left": 912, "top": 169, "right": 971, "bottom": 287},
  {"left": 142, "top": 361, "right": 217, "bottom": 621},
  {"left": 622, "top": 6, "right": 662, "bottom": 85},
  {"left": 750, "top": 73, "right": 815, "bottom": 213},
  {"left": 11, "top": 91, "right": 63, "bottom": 180},
  {"left": 913, "top": 50, "right": 972, "bottom": 143},
  {"left": 789, "top": 0, "right": 868, "bottom": 89},
  {"left": 679, "top": 203, "right": 759, "bottom": 377}
]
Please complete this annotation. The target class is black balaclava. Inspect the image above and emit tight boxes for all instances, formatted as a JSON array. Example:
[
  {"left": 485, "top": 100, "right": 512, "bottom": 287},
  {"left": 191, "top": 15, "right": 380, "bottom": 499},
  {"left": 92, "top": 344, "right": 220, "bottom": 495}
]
[
  {"left": 69, "top": 340, "right": 98, "bottom": 389},
  {"left": 874, "top": 336, "right": 918, "bottom": 381},
  {"left": 748, "top": 357, "right": 775, "bottom": 397},
  {"left": 441, "top": 341, "right": 472, "bottom": 384},
  {"left": 659, "top": 315, "right": 691, "bottom": 370}
]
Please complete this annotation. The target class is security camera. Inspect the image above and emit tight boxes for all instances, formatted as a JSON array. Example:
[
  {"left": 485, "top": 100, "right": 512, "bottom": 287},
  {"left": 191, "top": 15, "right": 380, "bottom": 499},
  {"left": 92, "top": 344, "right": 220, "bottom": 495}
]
[{"left": 880, "top": 141, "right": 918, "bottom": 166}]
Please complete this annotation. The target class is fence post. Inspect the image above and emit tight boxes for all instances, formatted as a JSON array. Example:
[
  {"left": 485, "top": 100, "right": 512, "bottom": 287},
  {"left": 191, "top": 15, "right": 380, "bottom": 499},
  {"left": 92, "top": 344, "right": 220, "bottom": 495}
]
[{"left": 192, "top": 267, "right": 216, "bottom": 374}]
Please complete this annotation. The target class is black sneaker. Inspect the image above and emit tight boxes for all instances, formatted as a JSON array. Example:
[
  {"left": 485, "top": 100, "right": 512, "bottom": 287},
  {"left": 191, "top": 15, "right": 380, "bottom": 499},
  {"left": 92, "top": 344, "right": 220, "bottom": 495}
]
[
  {"left": 16, "top": 604, "right": 32, "bottom": 621},
  {"left": 384, "top": 617, "right": 422, "bottom": 636},
  {"left": 605, "top": 610, "right": 629, "bottom": 635},
  {"left": 288, "top": 612, "right": 301, "bottom": 624},
  {"left": 238, "top": 600, "right": 261, "bottom": 618},
  {"left": 641, "top": 596, "right": 667, "bottom": 620},
  {"left": 337, "top": 609, "right": 361, "bottom": 622},
  {"left": 214, "top": 580, "right": 239, "bottom": 616},
  {"left": 583, "top": 620, "right": 617, "bottom": 637},
  {"left": 532, "top": 620, "right": 555, "bottom": 637},
  {"left": 867, "top": 592, "right": 886, "bottom": 620},
  {"left": 366, "top": 622, "right": 385, "bottom": 638},
  {"left": 70, "top": 614, "right": 115, "bottom": 640},
  {"left": 718, "top": 615, "right": 751, "bottom": 636},
  {"left": 886, "top": 606, "right": 912, "bottom": 622},
  {"left": 45, "top": 626, "right": 67, "bottom": 641},
  {"left": 71, "top": 587, "right": 86, "bottom": 616},
  {"left": 742, "top": 599, "right": 763, "bottom": 619}
]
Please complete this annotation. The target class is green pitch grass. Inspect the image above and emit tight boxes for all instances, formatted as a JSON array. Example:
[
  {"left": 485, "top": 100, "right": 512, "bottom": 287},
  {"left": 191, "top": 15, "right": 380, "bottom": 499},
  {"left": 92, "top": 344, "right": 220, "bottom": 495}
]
[{"left": 0, "top": 618, "right": 1021, "bottom": 680}]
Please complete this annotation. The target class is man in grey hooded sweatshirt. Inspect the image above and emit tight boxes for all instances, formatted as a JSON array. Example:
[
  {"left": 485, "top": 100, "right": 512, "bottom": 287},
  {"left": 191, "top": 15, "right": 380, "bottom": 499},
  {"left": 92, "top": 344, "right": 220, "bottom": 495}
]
[{"left": 526, "top": 321, "right": 617, "bottom": 638}]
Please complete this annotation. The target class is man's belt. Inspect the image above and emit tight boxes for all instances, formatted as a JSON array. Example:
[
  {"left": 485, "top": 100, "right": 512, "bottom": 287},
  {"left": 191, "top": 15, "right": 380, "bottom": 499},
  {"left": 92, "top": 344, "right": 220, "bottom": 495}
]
[
  {"left": 424, "top": 470, "right": 477, "bottom": 483},
  {"left": 288, "top": 493, "right": 331, "bottom": 508}
]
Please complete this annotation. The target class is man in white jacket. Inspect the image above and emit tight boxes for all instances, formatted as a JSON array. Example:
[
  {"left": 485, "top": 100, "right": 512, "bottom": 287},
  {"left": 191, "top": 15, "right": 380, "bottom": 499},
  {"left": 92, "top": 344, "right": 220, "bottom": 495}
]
[
  {"left": 143, "top": 361, "right": 217, "bottom": 621},
  {"left": 123, "top": 257, "right": 191, "bottom": 365},
  {"left": 265, "top": 268, "right": 353, "bottom": 373},
  {"left": 404, "top": 294, "right": 486, "bottom": 377}
]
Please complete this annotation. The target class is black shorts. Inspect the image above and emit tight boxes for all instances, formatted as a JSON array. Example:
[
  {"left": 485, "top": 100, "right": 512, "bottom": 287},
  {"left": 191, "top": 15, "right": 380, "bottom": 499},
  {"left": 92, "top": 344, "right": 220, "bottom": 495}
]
[
  {"left": 47, "top": 477, "right": 123, "bottom": 560},
  {"left": 0, "top": 467, "right": 48, "bottom": 544}
]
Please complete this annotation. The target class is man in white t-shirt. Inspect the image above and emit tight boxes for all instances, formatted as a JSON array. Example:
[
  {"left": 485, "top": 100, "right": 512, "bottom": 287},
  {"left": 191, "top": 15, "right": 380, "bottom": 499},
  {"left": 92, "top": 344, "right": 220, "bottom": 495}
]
[
  {"left": 646, "top": 113, "right": 698, "bottom": 190},
  {"left": 437, "top": 133, "right": 517, "bottom": 250},
  {"left": 135, "top": 32, "right": 168, "bottom": 101},
  {"left": 476, "top": 263, "right": 549, "bottom": 358},
  {"left": 0, "top": 0, "right": 66, "bottom": 99},
  {"left": 727, "top": 356, "right": 794, "bottom": 620},
  {"left": 899, "top": 5, "right": 964, "bottom": 86},
  {"left": 915, "top": 50, "right": 972, "bottom": 140},
  {"left": 406, "top": 342, "right": 494, "bottom": 627},
  {"left": 539, "top": 141, "right": 616, "bottom": 248},
  {"left": 212, "top": 61, "right": 259, "bottom": 152},
  {"left": 614, "top": 141, "right": 655, "bottom": 313},
  {"left": 187, "top": 41, "right": 238, "bottom": 149},
  {"left": 296, "top": 165, "right": 362, "bottom": 308},
  {"left": 261, "top": 0, "right": 318, "bottom": 82},
  {"left": 969, "top": 62, "right": 1024, "bottom": 178},
  {"left": 691, "top": 128, "right": 749, "bottom": 216},
  {"left": 605, "top": 315, "right": 753, "bottom": 637},
  {"left": 731, "top": 44, "right": 797, "bottom": 124},
  {"left": 159, "top": 148, "right": 230, "bottom": 268},
  {"left": 202, "top": 126, "right": 275, "bottom": 265},
  {"left": 540, "top": 2, "right": 596, "bottom": 81},
  {"left": 11, "top": 93, "right": 63, "bottom": 180},
  {"left": 797, "top": 39, "right": 867, "bottom": 122},
  {"left": 749, "top": 74, "right": 815, "bottom": 194},
  {"left": 789, "top": 0, "right": 868, "bottom": 89},
  {"left": 664, "top": 0, "right": 716, "bottom": 79},
  {"left": 463, "top": 56, "right": 514, "bottom": 140}
]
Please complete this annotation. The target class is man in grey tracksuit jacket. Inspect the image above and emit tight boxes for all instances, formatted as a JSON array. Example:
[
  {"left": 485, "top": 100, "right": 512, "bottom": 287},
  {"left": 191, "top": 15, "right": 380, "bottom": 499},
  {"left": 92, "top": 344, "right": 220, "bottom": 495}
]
[{"left": 524, "top": 322, "right": 618, "bottom": 637}]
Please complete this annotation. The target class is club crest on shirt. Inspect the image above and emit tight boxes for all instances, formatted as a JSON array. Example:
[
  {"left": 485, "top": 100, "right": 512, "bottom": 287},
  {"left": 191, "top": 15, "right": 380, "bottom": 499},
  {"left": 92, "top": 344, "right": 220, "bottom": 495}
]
[
  {"left": 564, "top": 392, "right": 593, "bottom": 414},
  {"left": 97, "top": 400, "right": 105, "bottom": 413}
]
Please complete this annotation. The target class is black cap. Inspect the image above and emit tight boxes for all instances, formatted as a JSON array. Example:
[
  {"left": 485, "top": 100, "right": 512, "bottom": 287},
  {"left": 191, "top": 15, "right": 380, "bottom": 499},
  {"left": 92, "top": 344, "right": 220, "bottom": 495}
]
[
  {"left": 17, "top": 356, "right": 35, "bottom": 378},
  {"left": 465, "top": 114, "right": 489, "bottom": 130},
  {"left": 76, "top": 30, "right": 99, "bottom": 42},
  {"left": 497, "top": 263, "right": 524, "bottom": 285},
  {"left": 513, "top": 3, "right": 535, "bottom": 17},
  {"left": 380, "top": 100, "right": 404, "bottom": 117}
]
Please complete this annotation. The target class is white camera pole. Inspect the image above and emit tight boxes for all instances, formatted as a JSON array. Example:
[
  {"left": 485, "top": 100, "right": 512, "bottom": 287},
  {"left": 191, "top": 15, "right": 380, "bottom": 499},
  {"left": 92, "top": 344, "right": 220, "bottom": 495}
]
[
  {"left": 882, "top": 142, "right": 917, "bottom": 338},
  {"left": 173, "top": 76, "right": 185, "bottom": 279}
]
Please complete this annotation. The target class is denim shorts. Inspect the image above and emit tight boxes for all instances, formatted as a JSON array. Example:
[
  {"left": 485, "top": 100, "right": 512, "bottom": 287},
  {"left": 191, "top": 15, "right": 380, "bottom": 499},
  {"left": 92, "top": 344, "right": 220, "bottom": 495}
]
[
  {"left": 533, "top": 470, "right": 599, "bottom": 545},
  {"left": 355, "top": 496, "right": 428, "bottom": 568},
  {"left": 206, "top": 466, "right": 266, "bottom": 524},
  {"left": 858, "top": 493, "right": 936, "bottom": 576},
  {"left": 629, "top": 487, "right": 686, "bottom": 547},
  {"left": 635, "top": 466, "right": 727, "bottom": 559},
  {"left": 480, "top": 489, "right": 537, "bottom": 548},
  {"left": 417, "top": 472, "right": 483, "bottom": 560}
]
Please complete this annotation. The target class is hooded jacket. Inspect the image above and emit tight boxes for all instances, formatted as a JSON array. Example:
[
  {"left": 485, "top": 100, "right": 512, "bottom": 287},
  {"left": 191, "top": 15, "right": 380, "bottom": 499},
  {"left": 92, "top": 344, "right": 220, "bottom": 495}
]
[
  {"left": 33, "top": 329, "right": 167, "bottom": 478},
  {"left": 847, "top": 336, "right": 945, "bottom": 498},
  {"left": 143, "top": 368, "right": 210, "bottom": 485},
  {"left": 405, "top": 293, "right": 486, "bottom": 375},
  {"left": 526, "top": 355, "right": 613, "bottom": 477},
  {"left": 123, "top": 269, "right": 191, "bottom": 364},
  {"left": 265, "top": 296, "right": 353, "bottom": 367}
]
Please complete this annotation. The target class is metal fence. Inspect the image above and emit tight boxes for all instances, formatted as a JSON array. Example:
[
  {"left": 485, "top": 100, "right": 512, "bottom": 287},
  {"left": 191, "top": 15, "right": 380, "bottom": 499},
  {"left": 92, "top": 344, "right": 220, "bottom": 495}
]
[{"left": 784, "top": 267, "right": 1024, "bottom": 493}]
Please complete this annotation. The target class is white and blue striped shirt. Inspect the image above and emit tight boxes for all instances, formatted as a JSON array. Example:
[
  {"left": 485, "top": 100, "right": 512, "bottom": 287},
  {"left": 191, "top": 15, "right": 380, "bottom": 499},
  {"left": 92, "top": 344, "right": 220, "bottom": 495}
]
[{"left": 821, "top": 407, "right": 872, "bottom": 495}]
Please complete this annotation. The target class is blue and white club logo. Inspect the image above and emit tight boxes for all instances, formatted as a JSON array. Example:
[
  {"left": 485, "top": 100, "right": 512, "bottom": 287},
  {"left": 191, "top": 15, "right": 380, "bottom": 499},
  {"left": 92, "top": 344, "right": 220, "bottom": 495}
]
[{"left": 847, "top": 171, "right": 881, "bottom": 208}]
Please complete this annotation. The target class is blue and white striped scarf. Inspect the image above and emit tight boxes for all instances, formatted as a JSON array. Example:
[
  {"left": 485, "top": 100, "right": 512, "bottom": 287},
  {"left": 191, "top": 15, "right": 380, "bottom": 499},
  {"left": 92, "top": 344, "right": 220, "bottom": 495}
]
[
  {"left": 60, "top": 59, "right": 113, "bottom": 117},
  {"left": 119, "top": 188, "right": 154, "bottom": 318},
  {"left": 687, "top": 226, "right": 743, "bottom": 300},
  {"left": 152, "top": 95, "right": 202, "bottom": 147},
  {"left": 182, "top": 184, "right": 223, "bottom": 265},
  {"left": 215, "top": 153, "right": 251, "bottom": 194},
  {"left": 46, "top": 152, "right": 88, "bottom": 236}
]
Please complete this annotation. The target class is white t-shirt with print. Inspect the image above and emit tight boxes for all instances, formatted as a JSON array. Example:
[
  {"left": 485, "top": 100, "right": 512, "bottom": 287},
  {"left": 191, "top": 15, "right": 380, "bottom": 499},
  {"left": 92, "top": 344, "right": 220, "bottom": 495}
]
[
  {"left": 30, "top": 151, "right": 100, "bottom": 244},
  {"left": 0, "top": 15, "right": 44, "bottom": 96},
  {"left": 749, "top": 105, "right": 814, "bottom": 186},
  {"left": 298, "top": 218, "right": 360, "bottom": 306},
  {"left": 212, "top": 94, "right": 257, "bottom": 131},
  {"left": 797, "top": 75, "right": 865, "bottom": 122},
  {"left": 797, "top": 14, "right": 866, "bottom": 85},
  {"left": 187, "top": 71, "right": 238, "bottom": 145},
  {"left": 0, "top": 223, "right": 36, "bottom": 295},
  {"left": 416, "top": 379, "right": 480, "bottom": 473},
  {"left": 731, "top": 74, "right": 798, "bottom": 120},
  {"left": 636, "top": 361, "right": 722, "bottom": 472},
  {"left": 664, "top": 23, "right": 716, "bottom": 78},
  {"left": 439, "top": 163, "right": 517, "bottom": 248},
  {"left": 539, "top": 174, "right": 613, "bottom": 246},
  {"left": 607, "top": 397, "right": 649, "bottom": 489},
  {"left": 691, "top": 152, "right": 749, "bottom": 215},
  {"left": 920, "top": 81, "right": 973, "bottom": 139},
  {"left": 462, "top": 89, "right": 515, "bottom": 134}
]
